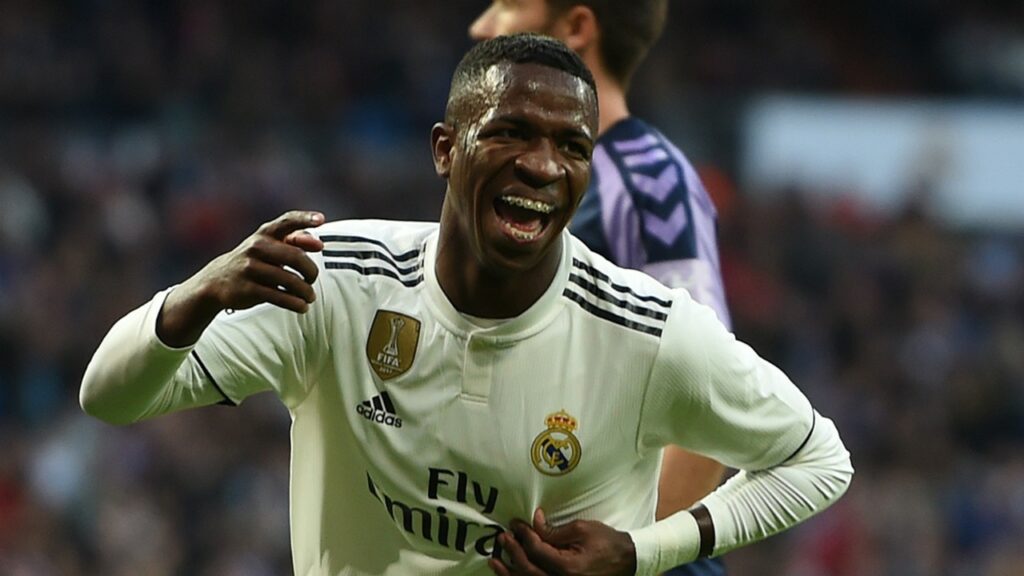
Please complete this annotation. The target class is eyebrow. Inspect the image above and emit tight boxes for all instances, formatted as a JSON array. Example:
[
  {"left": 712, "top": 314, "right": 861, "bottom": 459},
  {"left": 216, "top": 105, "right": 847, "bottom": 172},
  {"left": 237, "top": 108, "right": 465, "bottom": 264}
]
[{"left": 486, "top": 114, "right": 593, "bottom": 141}]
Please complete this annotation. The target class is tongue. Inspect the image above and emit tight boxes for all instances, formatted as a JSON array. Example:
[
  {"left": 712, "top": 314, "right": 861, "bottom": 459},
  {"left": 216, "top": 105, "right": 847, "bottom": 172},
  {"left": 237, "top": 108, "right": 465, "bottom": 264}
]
[{"left": 495, "top": 201, "right": 543, "bottom": 231}]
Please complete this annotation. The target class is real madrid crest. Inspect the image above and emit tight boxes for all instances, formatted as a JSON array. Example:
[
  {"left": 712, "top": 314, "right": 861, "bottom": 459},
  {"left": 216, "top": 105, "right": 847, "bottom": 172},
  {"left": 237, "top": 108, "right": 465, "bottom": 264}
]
[
  {"left": 530, "top": 410, "right": 582, "bottom": 476},
  {"left": 365, "top": 310, "right": 421, "bottom": 380}
]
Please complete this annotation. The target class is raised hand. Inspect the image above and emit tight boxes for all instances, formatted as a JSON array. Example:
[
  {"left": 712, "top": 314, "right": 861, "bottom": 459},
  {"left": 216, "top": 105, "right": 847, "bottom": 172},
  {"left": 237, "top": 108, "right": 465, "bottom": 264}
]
[
  {"left": 157, "top": 210, "right": 325, "bottom": 347},
  {"left": 489, "top": 509, "right": 637, "bottom": 576}
]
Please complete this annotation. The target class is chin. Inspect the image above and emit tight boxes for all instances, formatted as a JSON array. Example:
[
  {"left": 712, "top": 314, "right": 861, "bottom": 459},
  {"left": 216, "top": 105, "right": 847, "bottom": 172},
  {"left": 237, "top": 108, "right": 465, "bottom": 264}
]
[{"left": 488, "top": 237, "right": 561, "bottom": 277}]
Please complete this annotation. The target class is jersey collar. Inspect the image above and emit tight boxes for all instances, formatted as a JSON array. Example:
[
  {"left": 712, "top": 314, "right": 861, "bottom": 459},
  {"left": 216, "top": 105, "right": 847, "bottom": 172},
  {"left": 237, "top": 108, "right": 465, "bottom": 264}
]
[{"left": 422, "top": 231, "right": 571, "bottom": 344}]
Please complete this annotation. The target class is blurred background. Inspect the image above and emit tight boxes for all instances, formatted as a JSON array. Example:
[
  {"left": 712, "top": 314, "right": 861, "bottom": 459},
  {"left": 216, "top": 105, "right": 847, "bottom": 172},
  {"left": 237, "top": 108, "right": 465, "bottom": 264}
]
[{"left": 1, "top": 1, "right": 1023, "bottom": 574}]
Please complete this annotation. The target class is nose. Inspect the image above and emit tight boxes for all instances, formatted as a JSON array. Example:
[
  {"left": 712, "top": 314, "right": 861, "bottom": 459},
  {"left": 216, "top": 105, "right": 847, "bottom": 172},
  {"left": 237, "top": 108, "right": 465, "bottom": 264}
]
[
  {"left": 469, "top": 9, "right": 495, "bottom": 40},
  {"left": 515, "top": 139, "right": 563, "bottom": 188}
]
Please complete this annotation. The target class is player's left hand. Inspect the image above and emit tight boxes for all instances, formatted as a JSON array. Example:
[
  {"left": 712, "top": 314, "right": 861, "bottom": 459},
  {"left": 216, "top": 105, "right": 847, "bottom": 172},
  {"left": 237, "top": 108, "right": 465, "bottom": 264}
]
[{"left": 488, "top": 509, "right": 637, "bottom": 576}]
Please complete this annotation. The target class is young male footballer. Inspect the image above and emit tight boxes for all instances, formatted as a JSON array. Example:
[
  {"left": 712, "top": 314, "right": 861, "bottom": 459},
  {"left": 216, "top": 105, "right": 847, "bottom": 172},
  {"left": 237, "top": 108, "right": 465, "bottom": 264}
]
[
  {"left": 471, "top": 7, "right": 733, "bottom": 573},
  {"left": 81, "top": 34, "right": 852, "bottom": 576}
]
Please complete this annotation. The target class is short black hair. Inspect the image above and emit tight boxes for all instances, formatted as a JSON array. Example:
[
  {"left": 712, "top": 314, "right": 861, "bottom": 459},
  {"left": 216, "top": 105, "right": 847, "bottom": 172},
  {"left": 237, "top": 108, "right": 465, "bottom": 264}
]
[
  {"left": 446, "top": 33, "right": 596, "bottom": 124},
  {"left": 548, "top": 0, "right": 667, "bottom": 88}
]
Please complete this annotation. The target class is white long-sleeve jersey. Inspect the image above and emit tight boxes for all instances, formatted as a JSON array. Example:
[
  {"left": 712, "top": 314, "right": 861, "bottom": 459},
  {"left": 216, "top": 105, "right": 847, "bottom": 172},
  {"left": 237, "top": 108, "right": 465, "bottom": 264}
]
[{"left": 81, "top": 219, "right": 852, "bottom": 576}]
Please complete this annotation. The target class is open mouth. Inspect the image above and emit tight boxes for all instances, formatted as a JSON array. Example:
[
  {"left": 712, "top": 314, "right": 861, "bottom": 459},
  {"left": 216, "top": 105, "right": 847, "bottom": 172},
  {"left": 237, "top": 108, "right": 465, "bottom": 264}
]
[{"left": 494, "top": 195, "right": 555, "bottom": 242}]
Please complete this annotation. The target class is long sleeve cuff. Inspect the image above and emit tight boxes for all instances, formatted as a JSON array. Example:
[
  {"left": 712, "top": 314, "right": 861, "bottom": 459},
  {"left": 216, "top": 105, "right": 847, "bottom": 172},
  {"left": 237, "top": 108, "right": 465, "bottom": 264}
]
[{"left": 627, "top": 510, "right": 701, "bottom": 576}]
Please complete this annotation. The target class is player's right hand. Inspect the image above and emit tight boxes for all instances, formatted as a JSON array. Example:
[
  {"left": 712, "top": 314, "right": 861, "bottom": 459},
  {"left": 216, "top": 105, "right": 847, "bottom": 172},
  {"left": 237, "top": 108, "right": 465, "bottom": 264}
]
[
  {"left": 156, "top": 210, "right": 325, "bottom": 347},
  {"left": 199, "top": 210, "right": 325, "bottom": 313}
]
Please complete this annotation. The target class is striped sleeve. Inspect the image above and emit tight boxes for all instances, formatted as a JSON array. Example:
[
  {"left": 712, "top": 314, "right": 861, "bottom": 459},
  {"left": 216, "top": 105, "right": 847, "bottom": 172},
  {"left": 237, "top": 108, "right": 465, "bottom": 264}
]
[
  {"left": 319, "top": 233, "right": 425, "bottom": 287},
  {"left": 561, "top": 257, "right": 671, "bottom": 338}
]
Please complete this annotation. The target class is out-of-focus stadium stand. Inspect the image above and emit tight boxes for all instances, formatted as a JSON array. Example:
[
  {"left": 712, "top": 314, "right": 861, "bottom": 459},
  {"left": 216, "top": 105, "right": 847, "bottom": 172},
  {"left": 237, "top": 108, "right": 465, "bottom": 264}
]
[{"left": 1, "top": 1, "right": 1022, "bottom": 574}]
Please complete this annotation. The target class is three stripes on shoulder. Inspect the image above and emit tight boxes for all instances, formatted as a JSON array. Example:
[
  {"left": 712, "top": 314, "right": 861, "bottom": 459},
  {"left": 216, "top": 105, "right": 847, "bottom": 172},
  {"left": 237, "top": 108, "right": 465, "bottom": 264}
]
[{"left": 321, "top": 236, "right": 670, "bottom": 338}]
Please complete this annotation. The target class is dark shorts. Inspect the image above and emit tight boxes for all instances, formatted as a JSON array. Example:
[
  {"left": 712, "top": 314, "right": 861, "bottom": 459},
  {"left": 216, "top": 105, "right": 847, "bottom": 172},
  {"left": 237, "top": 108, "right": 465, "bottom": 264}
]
[{"left": 663, "top": 557, "right": 726, "bottom": 576}]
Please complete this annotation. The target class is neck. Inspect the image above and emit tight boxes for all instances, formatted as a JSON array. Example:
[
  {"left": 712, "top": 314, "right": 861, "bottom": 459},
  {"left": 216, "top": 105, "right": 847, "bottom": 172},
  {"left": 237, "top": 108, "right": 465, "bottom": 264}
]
[
  {"left": 434, "top": 205, "right": 562, "bottom": 319},
  {"left": 596, "top": 80, "right": 629, "bottom": 135},
  {"left": 587, "top": 55, "right": 630, "bottom": 135}
]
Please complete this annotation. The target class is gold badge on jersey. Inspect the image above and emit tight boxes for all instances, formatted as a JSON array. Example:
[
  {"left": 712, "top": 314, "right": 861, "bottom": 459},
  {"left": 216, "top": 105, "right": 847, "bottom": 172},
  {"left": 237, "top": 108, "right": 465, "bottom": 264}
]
[
  {"left": 365, "top": 310, "right": 421, "bottom": 380},
  {"left": 531, "top": 410, "right": 582, "bottom": 476}
]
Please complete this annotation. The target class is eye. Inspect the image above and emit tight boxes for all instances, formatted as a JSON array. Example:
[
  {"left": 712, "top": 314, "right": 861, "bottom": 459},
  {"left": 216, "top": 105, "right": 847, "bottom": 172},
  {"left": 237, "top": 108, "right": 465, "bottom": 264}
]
[
  {"left": 498, "top": 128, "right": 525, "bottom": 139},
  {"left": 561, "top": 140, "right": 591, "bottom": 160},
  {"left": 484, "top": 127, "right": 526, "bottom": 140}
]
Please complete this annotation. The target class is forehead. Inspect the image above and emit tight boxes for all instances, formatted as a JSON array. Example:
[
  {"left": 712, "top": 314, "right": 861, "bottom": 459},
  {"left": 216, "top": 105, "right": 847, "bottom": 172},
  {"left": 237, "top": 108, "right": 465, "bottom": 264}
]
[{"left": 468, "top": 62, "right": 597, "bottom": 132}]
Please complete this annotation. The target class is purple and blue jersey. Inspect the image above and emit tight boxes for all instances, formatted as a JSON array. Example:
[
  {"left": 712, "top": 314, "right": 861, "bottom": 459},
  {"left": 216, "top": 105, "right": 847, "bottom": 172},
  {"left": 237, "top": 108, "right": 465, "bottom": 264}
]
[{"left": 572, "top": 117, "right": 731, "bottom": 329}]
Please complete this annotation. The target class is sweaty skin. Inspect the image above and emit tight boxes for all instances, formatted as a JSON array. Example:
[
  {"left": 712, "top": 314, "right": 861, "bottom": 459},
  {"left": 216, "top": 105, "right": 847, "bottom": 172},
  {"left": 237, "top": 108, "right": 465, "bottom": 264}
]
[
  {"left": 453, "top": 65, "right": 511, "bottom": 149},
  {"left": 433, "top": 62, "right": 597, "bottom": 318}
]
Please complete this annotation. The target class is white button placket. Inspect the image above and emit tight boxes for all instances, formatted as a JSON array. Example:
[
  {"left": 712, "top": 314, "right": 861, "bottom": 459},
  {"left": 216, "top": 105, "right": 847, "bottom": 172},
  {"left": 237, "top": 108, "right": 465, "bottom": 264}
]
[{"left": 460, "top": 333, "right": 493, "bottom": 401}]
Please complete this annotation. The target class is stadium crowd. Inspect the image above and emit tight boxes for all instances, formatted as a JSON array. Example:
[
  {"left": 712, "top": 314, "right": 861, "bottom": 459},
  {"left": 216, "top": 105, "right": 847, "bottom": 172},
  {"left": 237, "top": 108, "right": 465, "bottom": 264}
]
[{"left": 1, "top": 1, "right": 1022, "bottom": 574}]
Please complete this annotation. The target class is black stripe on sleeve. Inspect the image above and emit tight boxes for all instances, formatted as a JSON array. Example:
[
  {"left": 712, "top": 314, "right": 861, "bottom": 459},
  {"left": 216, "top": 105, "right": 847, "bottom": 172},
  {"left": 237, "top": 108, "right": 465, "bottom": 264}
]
[
  {"left": 322, "top": 249, "right": 422, "bottom": 276},
  {"left": 192, "top": 350, "right": 236, "bottom": 406},
  {"left": 571, "top": 258, "right": 672, "bottom": 308},
  {"left": 319, "top": 235, "right": 420, "bottom": 261},
  {"left": 568, "top": 273, "right": 668, "bottom": 321},
  {"left": 324, "top": 261, "right": 424, "bottom": 287},
  {"left": 782, "top": 410, "right": 817, "bottom": 464},
  {"left": 562, "top": 289, "right": 663, "bottom": 337}
]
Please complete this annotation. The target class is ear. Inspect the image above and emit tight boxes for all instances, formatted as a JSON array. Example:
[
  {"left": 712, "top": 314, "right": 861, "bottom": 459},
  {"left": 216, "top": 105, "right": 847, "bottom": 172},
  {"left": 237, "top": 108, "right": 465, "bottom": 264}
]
[
  {"left": 431, "top": 122, "right": 455, "bottom": 178},
  {"left": 556, "top": 5, "right": 598, "bottom": 54}
]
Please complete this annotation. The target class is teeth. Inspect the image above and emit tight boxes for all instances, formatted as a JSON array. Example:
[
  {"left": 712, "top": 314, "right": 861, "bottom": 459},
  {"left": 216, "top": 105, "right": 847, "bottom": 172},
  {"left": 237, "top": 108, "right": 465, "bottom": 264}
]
[
  {"left": 500, "top": 195, "right": 554, "bottom": 214},
  {"left": 508, "top": 225, "right": 540, "bottom": 241}
]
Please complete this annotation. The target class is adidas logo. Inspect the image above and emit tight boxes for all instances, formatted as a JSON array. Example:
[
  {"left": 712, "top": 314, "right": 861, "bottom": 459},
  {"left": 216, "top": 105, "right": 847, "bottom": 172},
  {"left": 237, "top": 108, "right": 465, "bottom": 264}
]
[{"left": 356, "top": 391, "right": 403, "bottom": 428}]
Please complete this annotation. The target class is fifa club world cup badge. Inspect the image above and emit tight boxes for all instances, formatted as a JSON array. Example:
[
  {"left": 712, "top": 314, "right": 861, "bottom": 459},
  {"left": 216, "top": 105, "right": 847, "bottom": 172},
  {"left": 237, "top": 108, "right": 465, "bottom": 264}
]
[
  {"left": 366, "top": 310, "right": 421, "bottom": 380},
  {"left": 530, "top": 410, "right": 582, "bottom": 476}
]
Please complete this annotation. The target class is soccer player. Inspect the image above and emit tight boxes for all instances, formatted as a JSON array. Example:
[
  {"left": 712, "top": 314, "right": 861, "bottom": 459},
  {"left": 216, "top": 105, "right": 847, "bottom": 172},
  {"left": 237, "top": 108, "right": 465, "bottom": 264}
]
[
  {"left": 81, "top": 34, "right": 851, "bottom": 576},
  {"left": 470, "top": 3, "right": 731, "bottom": 574}
]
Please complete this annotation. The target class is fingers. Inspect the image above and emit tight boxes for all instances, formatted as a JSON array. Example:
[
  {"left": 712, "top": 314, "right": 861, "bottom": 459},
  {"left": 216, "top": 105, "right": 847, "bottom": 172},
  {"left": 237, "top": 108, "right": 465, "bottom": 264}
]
[
  {"left": 495, "top": 532, "right": 548, "bottom": 576},
  {"left": 533, "top": 509, "right": 549, "bottom": 535},
  {"left": 249, "top": 283, "right": 312, "bottom": 314},
  {"left": 488, "top": 558, "right": 511, "bottom": 576},
  {"left": 531, "top": 509, "right": 578, "bottom": 548},
  {"left": 244, "top": 259, "right": 317, "bottom": 306},
  {"left": 190, "top": 211, "right": 325, "bottom": 316},
  {"left": 498, "top": 512, "right": 629, "bottom": 576},
  {"left": 259, "top": 210, "right": 324, "bottom": 240},
  {"left": 284, "top": 230, "right": 325, "bottom": 253},
  {"left": 510, "top": 519, "right": 565, "bottom": 574},
  {"left": 249, "top": 239, "right": 320, "bottom": 285},
  {"left": 222, "top": 211, "right": 325, "bottom": 314}
]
